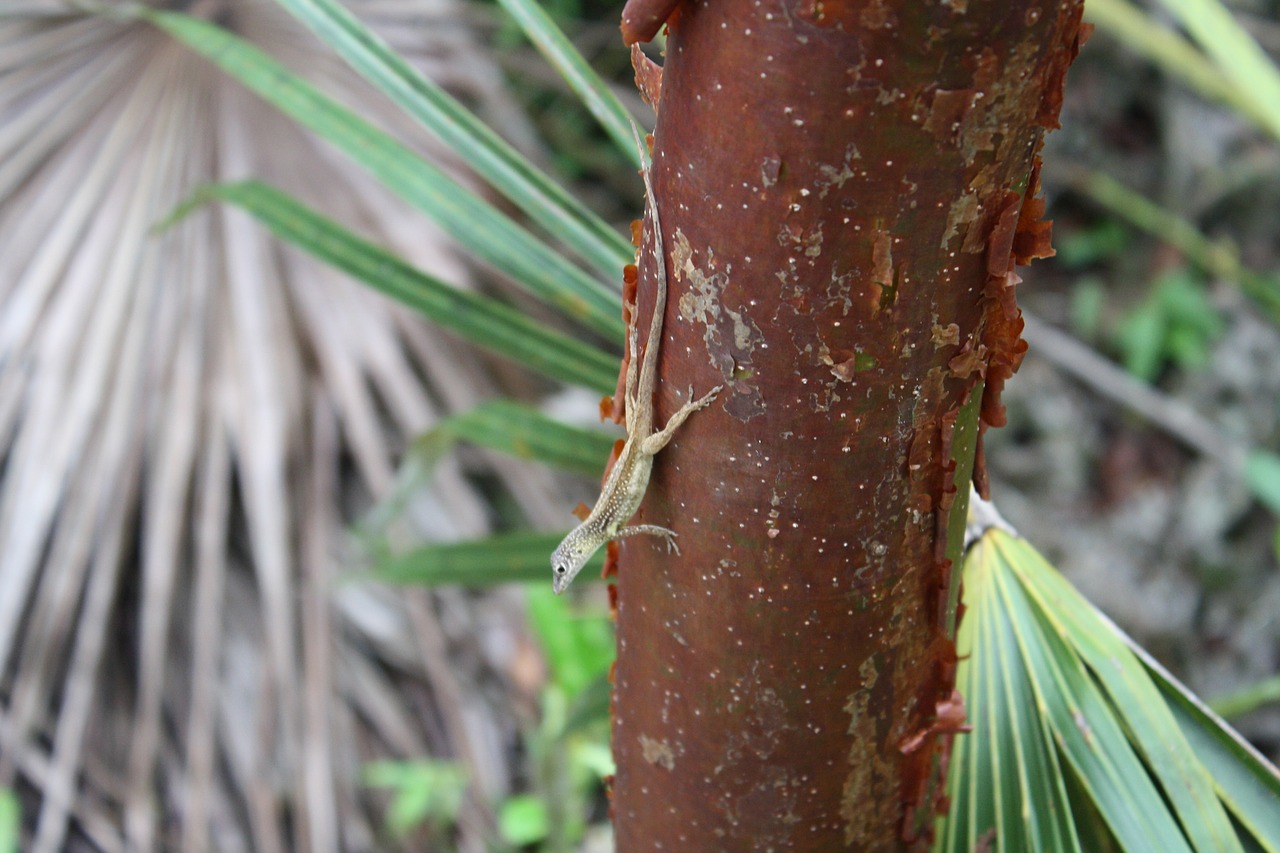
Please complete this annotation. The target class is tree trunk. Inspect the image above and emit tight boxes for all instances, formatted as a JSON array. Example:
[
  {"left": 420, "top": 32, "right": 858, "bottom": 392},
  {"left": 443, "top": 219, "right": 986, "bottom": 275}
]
[{"left": 611, "top": 0, "right": 1086, "bottom": 849}]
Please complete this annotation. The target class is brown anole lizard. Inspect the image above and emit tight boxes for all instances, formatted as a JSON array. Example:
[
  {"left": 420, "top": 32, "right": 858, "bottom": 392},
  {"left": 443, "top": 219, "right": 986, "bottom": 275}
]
[{"left": 551, "top": 133, "right": 723, "bottom": 594}]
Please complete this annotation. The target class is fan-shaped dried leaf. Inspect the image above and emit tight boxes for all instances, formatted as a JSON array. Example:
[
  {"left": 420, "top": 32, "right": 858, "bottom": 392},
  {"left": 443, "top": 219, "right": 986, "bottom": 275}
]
[{"left": 0, "top": 2, "right": 564, "bottom": 848}]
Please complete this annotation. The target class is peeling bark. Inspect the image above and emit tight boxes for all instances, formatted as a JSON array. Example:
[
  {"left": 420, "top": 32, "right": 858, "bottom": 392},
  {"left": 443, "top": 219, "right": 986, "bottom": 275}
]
[{"left": 610, "top": 1, "right": 1085, "bottom": 849}]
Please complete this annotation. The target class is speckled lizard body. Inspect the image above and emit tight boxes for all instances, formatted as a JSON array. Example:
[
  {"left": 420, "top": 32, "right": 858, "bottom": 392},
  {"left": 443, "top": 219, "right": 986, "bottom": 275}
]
[{"left": 550, "top": 137, "right": 722, "bottom": 595}]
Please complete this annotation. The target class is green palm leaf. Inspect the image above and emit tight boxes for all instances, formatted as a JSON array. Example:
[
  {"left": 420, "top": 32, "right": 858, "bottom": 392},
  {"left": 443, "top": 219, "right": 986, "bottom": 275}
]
[
  {"left": 939, "top": 523, "right": 1279, "bottom": 852},
  {"left": 145, "top": 9, "right": 625, "bottom": 341},
  {"left": 1086, "top": 0, "right": 1280, "bottom": 144},
  {"left": 1152, "top": 0, "right": 1280, "bottom": 142},
  {"left": 1127, "top": 623, "right": 1280, "bottom": 847},
  {"left": 358, "top": 400, "right": 617, "bottom": 587},
  {"left": 180, "top": 180, "right": 619, "bottom": 391},
  {"left": 1084, "top": 0, "right": 1268, "bottom": 133},
  {"left": 496, "top": 0, "right": 642, "bottom": 162},
  {"left": 409, "top": 399, "right": 617, "bottom": 477},
  {"left": 268, "top": 0, "right": 634, "bottom": 278},
  {"left": 377, "top": 531, "right": 597, "bottom": 586}
]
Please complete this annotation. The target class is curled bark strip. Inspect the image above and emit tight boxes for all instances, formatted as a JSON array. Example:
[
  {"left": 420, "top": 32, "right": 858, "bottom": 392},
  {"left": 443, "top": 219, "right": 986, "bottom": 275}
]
[
  {"left": 620, "top": 0, "right": 681, "bottom": 46},
  {"left": 630, "top": 44, "right": 663, "bottom": 108}
]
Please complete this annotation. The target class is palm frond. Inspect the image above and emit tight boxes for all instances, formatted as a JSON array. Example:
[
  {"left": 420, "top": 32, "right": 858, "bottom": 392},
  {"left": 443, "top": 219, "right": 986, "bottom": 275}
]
[{"left": 939, "top": 507, "right": 1280, "bottom": 852}]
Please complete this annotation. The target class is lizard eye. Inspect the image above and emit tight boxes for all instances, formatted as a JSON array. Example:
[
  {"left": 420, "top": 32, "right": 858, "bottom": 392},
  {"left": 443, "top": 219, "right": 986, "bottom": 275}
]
[{"left": 555, "top": 565, "right": 566, "bottom": 575}]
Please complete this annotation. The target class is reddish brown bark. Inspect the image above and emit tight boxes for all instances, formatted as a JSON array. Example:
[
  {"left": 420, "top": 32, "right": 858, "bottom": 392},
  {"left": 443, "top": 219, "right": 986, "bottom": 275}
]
[{"left": 610, "top": 1, "right": 1084, "bottom": 849}]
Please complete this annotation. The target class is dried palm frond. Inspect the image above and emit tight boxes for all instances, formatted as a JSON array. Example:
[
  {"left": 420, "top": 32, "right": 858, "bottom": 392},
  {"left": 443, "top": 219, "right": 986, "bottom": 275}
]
[{"left": 0, "top": 1, "right": 564, "bottom": 849}]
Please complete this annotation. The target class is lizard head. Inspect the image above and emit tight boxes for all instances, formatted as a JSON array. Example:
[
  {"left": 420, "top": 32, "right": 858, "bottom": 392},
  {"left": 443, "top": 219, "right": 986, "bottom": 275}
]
[{"left": 551, "top": 530, "right": 593, "bottom": 595}]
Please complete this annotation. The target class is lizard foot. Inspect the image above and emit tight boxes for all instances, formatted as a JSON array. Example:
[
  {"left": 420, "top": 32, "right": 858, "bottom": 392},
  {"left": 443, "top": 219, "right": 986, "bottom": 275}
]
[
  {"left": 621, "top": 524, "right": 681, "bottom": 555},
  {"left": 660, "top": 530, "right": 681, "bottom": 555},
  {"left": 686, "top": 384, "right": 722, "bottom": 410}
]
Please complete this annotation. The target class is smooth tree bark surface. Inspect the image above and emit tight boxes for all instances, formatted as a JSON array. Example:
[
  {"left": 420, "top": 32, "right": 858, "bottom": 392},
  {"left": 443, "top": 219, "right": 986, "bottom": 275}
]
[{"left": 607, "top": 0, "right": 1085, "bottom": 849}]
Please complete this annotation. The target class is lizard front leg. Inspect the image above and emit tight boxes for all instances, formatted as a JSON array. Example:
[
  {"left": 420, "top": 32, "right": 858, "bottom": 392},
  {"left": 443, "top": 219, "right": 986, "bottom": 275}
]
[
  {"left": 639, "top": 385, "right": 724, "bottom": 456},
  {"left": 614, "top": 523, "right": 681, "bottom": 554},
  {"left": 623, "top": 298, "right": 640, "bottom": 414}
]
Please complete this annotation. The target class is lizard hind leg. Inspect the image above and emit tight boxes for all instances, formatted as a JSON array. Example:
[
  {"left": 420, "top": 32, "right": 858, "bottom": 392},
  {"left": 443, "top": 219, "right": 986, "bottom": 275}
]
[
  {"left": 624, "top": 300, "right": 641, "bottom": 413},
  {"left": 616, "top": 523, "right": 681, "bottom": 555}
]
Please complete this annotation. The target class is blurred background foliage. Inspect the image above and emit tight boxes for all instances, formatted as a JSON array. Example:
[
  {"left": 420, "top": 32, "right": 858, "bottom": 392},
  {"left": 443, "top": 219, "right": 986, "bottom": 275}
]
[
  {"left": 1005, "top": 0, "right": 1280, "bottom": 737},
  {"left": 1, "top": 0, "right": 1279, "bottom": 850}
]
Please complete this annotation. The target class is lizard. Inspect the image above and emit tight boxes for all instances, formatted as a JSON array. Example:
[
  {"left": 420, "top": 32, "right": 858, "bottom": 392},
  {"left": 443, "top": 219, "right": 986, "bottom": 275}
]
[{"left": 551, "top": 131, "right": 723, "bottom": 595}]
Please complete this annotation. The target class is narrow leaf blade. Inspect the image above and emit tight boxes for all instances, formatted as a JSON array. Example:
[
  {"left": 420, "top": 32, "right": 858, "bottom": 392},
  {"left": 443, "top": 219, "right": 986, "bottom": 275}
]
[
  {"left": 1120, "top": 616, "right": 1280, "bottom": 851},
  {"left": 1006, "top": 533, "right": 1243, "bottom": 852},
  {"left": 1153, "top": 0, "right": 1280, "bottom": 142},
  {"left": 196, "top": 180, "right": 618, "bottom": 391},
  {"left": 1084, "top": 0, "right": 1269, "bottom": 132},
  {"left": 420, "top": 399, "right": 617, "bottom": 476},
  {"left": 496, "top": 0, "right": 641, "bottom": 163},
  {"left": 271, "top": 0, "right": 634, "bottom": 278},
  {"left": 145, "top": 9, "right": 624, "bottom": 339},
  {"left": 991, "top": 549, "right": 1194, "bottom": 852},
  {"left": 376, "top": 530, "right": 602, "bottom": 586},
  {"left": 938, "top": 537, "right": 1081, "bottom": 853}
]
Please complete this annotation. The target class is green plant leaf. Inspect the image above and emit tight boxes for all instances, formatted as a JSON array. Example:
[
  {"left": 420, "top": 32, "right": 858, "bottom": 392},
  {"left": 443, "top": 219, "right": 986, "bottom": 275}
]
[
  {"left": 185, "top": 180, "right": 617, "bottom": 392},
  {"left": 1140, "top": 654, "right": 1280, "bottom": 850},
  {"left": 1210, "top": 674, "right": 1280, "bottom": 720},
  {"left": 569, "top": 737, "right": 616, "bottom": 780},
  {"left": 525, "top": 585, "right": 614, "bottom": 697},
  {"left": 497, "top": 0, "right": 642, "bottom": 165},
  {"left": 1084, "top": 0, "right": 1271, "bottom": 134},
  {"left": 1114, "top": 269, "right": 1226, "bottom": 381},
  {"left": 412, "top": 399, "right": 617, "bottom": 477},
  {"left": 1003, "top": 534, "right": 1241, "bottom": 852},
  {"left": 1006, "top": 572, "right": 1185, "bottom": 850},
  {"left": 362, "top": 760, "right": 468, "bottom": 837},
  {"left": 268, "top": 0, "right": 633, "bottom": 279},
  {"left": 499, "top": 794, "right": 551, "bottom": 846},
  {"left": 144, "top": 9, "right": 624, "bottom": 340},
  {"left": 0, "top": 791, "right": 17, "bottom": 853},
  {"left": 940, "top": 548, "right": 1080, "bottom": 852},
  {"left": 1071, "top": 170, "right": 1280, "bottom": 322},
  {"left": 376, "top": 530, "right": 600, "bottom": 586},
  {"left": 939, "top": 526, "right": 1271, "bottom": 852},
  {"left": 1117, "top": 302, "right": 1165, "bottom": 382},
  {"left": 564, "top": 674, "right": 614, "bottom": 736},
  {"left": 1056, "top": 219, "right": 1131, "bottom": 269},
  {"left": 1151, "top": 0, "right": 1280, "bottom": 143},
  {"left": 1069, "top": 277, "right": 1107, "bottom": 341},
  {"left": 1244, "top": 450, "right": 1280, "bottom": 516}
]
